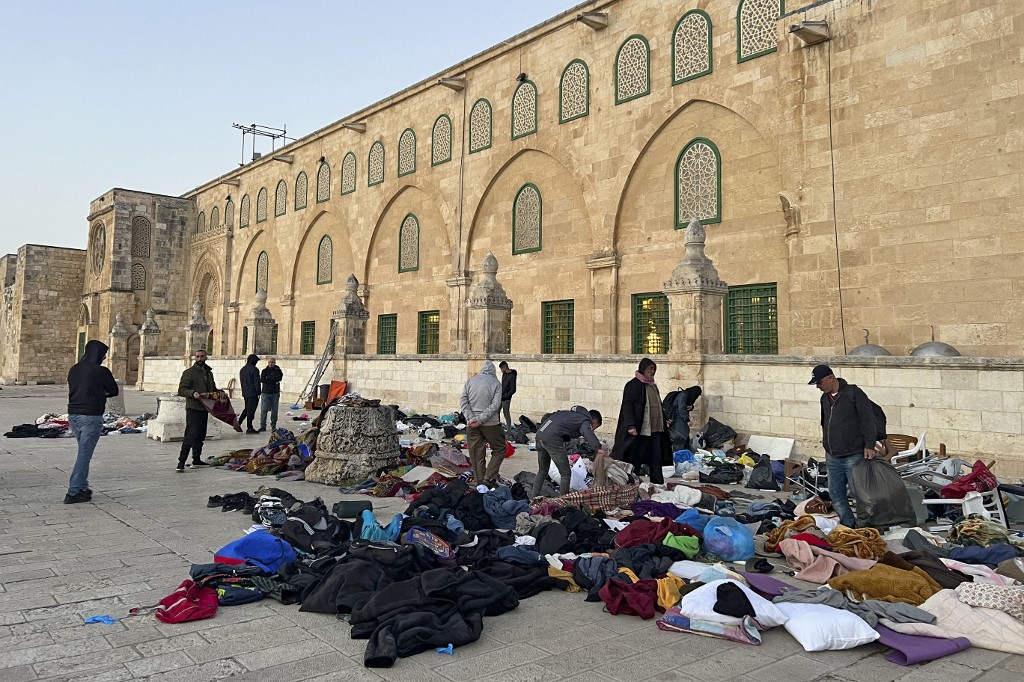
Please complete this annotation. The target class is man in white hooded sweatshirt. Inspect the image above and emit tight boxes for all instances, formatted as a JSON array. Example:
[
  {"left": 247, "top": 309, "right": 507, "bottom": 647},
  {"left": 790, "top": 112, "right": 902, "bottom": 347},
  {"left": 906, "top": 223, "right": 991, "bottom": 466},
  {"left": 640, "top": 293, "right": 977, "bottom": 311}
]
[{"left": 459, "top": 359, "right": 506, "bottom": 487}]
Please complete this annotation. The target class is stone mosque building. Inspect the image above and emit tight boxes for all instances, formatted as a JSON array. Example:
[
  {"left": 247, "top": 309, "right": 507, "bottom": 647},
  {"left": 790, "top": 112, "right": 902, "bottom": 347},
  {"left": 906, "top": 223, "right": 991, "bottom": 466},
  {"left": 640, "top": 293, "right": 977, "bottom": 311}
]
[{"left": 3, "top": 0, "right": 1024, "bottom": 471}]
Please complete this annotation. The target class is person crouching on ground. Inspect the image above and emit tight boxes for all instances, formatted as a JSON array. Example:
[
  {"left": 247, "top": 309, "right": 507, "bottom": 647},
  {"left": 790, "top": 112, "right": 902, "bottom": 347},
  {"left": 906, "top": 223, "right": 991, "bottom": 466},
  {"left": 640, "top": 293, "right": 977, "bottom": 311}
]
[
  {"left": 459, "top": 360, "right": 506, "bottom": 488},
  {"left": 611, "top": 358, "right": 672, "bottom": 484},
  {"left": 532, "top": 406, "right": 604, "bottom": 497},
  {"left": 64, "top": 340, "right": 119, "bottom": 504}
]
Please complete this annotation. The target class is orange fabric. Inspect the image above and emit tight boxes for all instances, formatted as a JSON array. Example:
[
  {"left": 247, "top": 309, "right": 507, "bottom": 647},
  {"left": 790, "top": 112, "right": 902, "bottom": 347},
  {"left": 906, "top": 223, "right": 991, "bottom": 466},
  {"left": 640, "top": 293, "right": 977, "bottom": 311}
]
[{"left": 326, "top": 381, "right": 348, "bottom": 403}]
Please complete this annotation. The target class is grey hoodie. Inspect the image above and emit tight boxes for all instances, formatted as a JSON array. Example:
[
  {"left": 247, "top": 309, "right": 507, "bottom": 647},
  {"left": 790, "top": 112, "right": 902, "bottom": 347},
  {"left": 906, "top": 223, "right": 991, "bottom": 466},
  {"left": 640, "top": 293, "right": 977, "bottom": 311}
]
[{"left": 459, "top": 360, "right": 502, "bottom": 426}]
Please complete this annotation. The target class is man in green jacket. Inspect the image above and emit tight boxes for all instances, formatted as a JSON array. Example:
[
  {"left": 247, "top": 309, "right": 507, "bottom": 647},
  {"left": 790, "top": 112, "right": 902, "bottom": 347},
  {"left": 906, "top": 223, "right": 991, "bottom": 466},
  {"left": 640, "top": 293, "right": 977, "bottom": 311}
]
[{"left": 176, "top": 349, "right": 227, "bottom": 472}]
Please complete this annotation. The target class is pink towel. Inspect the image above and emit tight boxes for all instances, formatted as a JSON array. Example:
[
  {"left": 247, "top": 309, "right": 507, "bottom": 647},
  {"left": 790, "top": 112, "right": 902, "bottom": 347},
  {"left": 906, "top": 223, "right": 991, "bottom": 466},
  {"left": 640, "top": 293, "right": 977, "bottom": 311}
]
[{"left": 780, "top": 539, "right": 876, "bottom": 584}]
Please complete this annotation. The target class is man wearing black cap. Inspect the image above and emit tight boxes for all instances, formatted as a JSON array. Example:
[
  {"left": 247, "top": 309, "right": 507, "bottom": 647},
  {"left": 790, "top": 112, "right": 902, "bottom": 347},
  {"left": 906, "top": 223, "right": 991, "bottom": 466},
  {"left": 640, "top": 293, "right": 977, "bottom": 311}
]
[{"left": 810, "top": 364, "right": 880, "bottom": 528}]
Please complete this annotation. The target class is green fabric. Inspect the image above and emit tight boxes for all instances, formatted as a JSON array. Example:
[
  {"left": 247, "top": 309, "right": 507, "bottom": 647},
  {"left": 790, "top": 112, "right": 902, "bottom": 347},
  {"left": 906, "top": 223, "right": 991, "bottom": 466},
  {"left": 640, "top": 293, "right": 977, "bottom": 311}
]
[
  {"left": 663, "top": 532, "right": 700, "bottom": 559},
  {"left": 178, "top": 363, "right": 219, "bottom": 410}
]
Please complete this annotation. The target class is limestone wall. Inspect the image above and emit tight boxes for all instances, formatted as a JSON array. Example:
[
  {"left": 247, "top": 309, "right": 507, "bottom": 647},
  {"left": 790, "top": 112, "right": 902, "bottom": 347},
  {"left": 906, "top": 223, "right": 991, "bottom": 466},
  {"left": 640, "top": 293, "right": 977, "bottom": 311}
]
[{"left": 140, "top": 355, "right": 326, "bottom": 405}]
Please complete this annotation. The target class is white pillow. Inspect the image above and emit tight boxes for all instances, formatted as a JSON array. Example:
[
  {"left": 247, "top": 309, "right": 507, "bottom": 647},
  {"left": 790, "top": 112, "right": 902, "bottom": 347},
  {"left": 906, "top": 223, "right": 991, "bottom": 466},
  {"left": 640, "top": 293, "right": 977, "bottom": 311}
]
[
  {"left": 775, "top": 602, "right": 880, "bottom": 651},
  {"left": 678, "top": 579, "right": 788, "bottom": 629}
]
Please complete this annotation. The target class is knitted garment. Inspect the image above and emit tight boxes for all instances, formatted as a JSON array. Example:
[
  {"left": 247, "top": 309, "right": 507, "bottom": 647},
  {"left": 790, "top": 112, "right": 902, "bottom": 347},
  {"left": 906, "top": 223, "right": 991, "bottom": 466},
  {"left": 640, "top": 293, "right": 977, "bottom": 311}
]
[
  {"left": 826, "top": 525, "right": 889, "bottom": 560},
  {"left": 828, "top": 564, "right": 942, "bottom": 606}
]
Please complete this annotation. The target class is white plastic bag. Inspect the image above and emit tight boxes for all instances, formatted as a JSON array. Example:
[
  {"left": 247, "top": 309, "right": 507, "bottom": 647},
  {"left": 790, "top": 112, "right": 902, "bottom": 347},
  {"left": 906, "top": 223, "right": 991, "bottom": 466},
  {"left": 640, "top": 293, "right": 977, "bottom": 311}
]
[{"left": 549, "top": 458, "right": 589, "bottom": 491}]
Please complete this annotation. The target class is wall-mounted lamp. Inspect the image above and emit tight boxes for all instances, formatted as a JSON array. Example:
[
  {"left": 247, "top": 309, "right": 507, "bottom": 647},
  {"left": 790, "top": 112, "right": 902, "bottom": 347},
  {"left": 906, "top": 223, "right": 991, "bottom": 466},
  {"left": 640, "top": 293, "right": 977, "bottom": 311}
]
[
  {"left": 319, "top": 156, "right": 326, "bottom": 163},
  {"left": 220, "top": 178, "right": 241, "bottom": 187},
  {"left": 342, "top": 122, "right": 367, "bottom": 133},
  {"left": 438, "top": 76, "right": 466, "bottom": 91},
  {"left": 516, "top": 73, "right": 528, "bottom": 83},
  {"left": 577, "top": 12, "right": 609, "bottom": 30},
  {"left": 789, "top": 20, "right": 830, "bottom": 46},
  {"left": 271, "top": 154, "right": 294, "bottom": 164},
  {"left": 225, "top": 195, "right": 232, "bottom": 202}
]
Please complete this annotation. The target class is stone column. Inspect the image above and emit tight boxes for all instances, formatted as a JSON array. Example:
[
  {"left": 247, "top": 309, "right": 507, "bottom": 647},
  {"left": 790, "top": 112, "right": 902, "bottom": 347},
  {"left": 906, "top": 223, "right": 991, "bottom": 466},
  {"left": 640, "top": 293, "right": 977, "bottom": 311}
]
[
  {"left": 466, "top": 252, "right": 512, "bottom": 355},
  {"left": 446, "top": 273, "right": 472, "bottom": 354},
  {"left": 136, "top": 308, "right": 161, "bottom": 389},
  {"left": 107, "top": 312, "right": 131, "bottom": 384},
  {"left": 586, "top": 253, "right": 621, "bottom": 355},
  {"left": 332, "top": 275, "right": 369, "bottom": 355},
  {"left": 184, "top": 299, "right": 210, "bottom": 359},
  {"left": 245, "top": 289, "right": 277, "bottom": 355},
  {"left": 280, "top": 294, "right": 295, "bottom": 354},
  {"left": 226, "top": 302, "right": 240, "bottom": 354},
  {"left": 662, "top": 218, "right": 728, "bottom": 354}
]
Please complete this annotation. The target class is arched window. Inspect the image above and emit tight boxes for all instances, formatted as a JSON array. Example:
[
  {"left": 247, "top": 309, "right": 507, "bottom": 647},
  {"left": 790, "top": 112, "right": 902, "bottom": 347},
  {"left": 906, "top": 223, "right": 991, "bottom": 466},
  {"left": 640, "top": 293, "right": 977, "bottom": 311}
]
[
  {"left": 256, "top": 188, "right": 268, "bottom": 223},
  {"left": 316, "top": 161, "right": 331, "bottom": 202},
  {"left": 511, "top": 81, "right": 538, "bottom": 140},
  {"left": 225, "top": 199, "right": 235, "bottom": 227},
  {"left": 294, "top": 172, "right": 308, "bottom": 210},
  {"left": 317, "top": 235, "right": 332, "bottom": 285},
  {"left": 559, "top": 60, "right": 590, "bottom": 123},
  {"left": 274, "top": 180, "right": 287, "bottom": 217},
  {"left": 674, "top": 10, "right": 713, "bottom": 84},
  {"left": 131, "top": 216, "right": 151, "bottom": 257},
  {"left": 615, "top": 35, "right": 651, "bottom": 104},
  {"left": 239, "top": 194, "right": 250, "bottom": 227},
  {"left": 512, "top": 183, "right": 542, "bottom": 254},
  {"left": 341, "top": 153, "right": 356, "bottom": 195},
  {"left": 398, "top": 213, "right": 419, "bottom": 273},
  {"left": 210, "top": 206, "right": 219, "bottom": 230},
  {"left": 197, "top": 211, "right": 206, "bottom": 234},
  {"left": 469, "top": 99, "right": 492, "bottom": 153},
  {"left": 398, "top": 129, "right": 416, "bottom": 177},
  {"left": 131, "top": 263, "right": 146, "bottom": 290},
  {"left": 368, "top": 141, "right": 385, "bottom": 187},
  {"left": 738, "top": 0, "right": 782, "bottom": 63},
  {"left": 256, "top": 251, "right": 269, "bottom": 293},
  {"left": 431, "top": 115, "right": 452, "bottom": 166},
  {"left": 675, "top": 137, "right": 722, "bottom": 226}
]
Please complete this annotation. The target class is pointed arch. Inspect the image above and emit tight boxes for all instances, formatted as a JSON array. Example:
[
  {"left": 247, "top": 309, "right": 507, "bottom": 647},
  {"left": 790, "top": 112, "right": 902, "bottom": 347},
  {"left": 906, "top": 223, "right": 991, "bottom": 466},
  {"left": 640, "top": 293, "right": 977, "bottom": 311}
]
[
  {"left": 431, "top": 115, "right": 452, "bottom": 166},
  {"left": 398, "top": 213, "right": 420, "bottom": 273},
  {"left": 368, "top": 141, "right": 385, "bottom": 186},
  {"left": 512, "top": 183, "right": 543, "bottom": 254},
  {"left": 559, "top": 60, "right": 590, "bottom": 123},
  {"left": 317, "top": 235, "right": 333, "bottom": 284},
  {"left": 316, "top": 160, "right": 331, "bottom": 202},
  {"left": 256, "top": 251, "right": 269, "bottom": 292},
  {"left": 469, "top": 99, "right": 492, "bottom": 153},
  {"left": 295, "top": 171, "right": 308, "bottom": 210},
  {"left": 287, "top": 210, "right": 355, "bottom": 295},
  {"left": 398, "top": 129, "right": 416, "bottom": 177},
  {"left": 360, "top": 185, "right": 453, "bottom": 285},
  {"left": 341, "top": 152, "right": 357, "bottom": 195},
  {"left": 675, "top": 137, "right": 722, "bottom": 226},
  {"left": 615, "top": 35, "right": 651, "bottom": 104},
  {"left": 511, "top": 80, "right": 538, "bottom": 140},
  {"left": 673, "top": 10, "right": 713, "bottom": 84}
]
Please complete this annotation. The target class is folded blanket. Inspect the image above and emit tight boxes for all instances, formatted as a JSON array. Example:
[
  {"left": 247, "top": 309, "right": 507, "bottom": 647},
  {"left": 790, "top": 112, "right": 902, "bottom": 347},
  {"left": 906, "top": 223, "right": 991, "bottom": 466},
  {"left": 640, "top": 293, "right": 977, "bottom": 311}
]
[
  {"left": 827, "top": 564, "right": 942, "bottom": 605},
  {"left": 882, "top": 589, "right": 1024, "bottom": 655}
]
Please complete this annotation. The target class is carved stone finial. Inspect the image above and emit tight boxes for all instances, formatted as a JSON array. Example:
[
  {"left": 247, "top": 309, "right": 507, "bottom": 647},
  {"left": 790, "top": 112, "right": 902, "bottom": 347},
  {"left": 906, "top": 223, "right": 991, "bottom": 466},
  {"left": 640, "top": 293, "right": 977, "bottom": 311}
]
[
  {"left": 663, "top": 218, "right": 726, "bottom": 294},
  {"left": 188, "top": 299, "right": 209, "bottom": 328},
  {"left": 333, "top": 273, "right": 369, "bottom": 320},
  {"left": 141, "top": 308, "right": 160, "bottom": 333},
  {"left": 110, "top": 311, "right": 131, "bottom": 337},
  {"left": 255, "top": 288, "right": 268, "bottom": 306},
  {"left": 780, "top": 192, "right": 801, "bottom": 238},
  {"left": 467, "top": 252, "right": 513, "bottom": 310}
]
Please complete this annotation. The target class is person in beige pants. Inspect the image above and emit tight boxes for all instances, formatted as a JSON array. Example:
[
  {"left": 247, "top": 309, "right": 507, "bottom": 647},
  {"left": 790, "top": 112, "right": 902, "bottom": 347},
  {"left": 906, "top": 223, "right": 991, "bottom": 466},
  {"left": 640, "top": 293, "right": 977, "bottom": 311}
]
[{"left": 459, "top": 360, "right": 506, "bottom": 487}]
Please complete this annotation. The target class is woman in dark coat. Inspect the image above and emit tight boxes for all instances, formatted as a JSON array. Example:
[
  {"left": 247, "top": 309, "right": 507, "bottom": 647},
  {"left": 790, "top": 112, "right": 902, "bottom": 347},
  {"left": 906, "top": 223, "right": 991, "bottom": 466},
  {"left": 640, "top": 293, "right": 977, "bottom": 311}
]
[{"left": 611, "top": 358, "right": 672, "bottom": 484}]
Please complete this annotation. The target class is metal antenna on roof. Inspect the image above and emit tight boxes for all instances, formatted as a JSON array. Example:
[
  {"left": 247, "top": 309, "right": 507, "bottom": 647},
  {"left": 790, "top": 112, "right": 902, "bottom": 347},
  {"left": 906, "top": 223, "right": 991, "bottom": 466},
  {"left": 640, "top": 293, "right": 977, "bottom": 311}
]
[{"left": 232, "top": 123, "right": 294, "bottom": 166}]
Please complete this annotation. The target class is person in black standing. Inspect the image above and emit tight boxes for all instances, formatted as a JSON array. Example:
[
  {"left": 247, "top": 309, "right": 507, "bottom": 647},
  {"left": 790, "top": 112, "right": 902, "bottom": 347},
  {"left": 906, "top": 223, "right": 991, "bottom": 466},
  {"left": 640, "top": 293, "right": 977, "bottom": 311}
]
[
  {"left": 176, "top": 349, "right": 225, "bottom": 472},
  {"left": 611, "top": 358, "right": 672, "bottom": 484},
  {"left": 64, "top": 340, "right": 119, "bottom": 504},
  {"left": 239, "top": 354, "right": 261, "bottom": 434},
  {"left": 259, "top": 357, "right": 283, "bottom": 433},
  {"left": 498, "top": 361, "right": 517, "bottom": 430}
]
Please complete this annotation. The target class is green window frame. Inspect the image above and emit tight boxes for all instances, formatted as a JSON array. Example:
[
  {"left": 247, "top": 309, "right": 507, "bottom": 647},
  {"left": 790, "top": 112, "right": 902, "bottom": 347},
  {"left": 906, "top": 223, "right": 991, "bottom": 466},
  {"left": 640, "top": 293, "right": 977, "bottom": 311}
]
[
  {"left": 511, "top": 80, "right": 538, "bottom": 140},
  {"left": 674, "top": 137, "right": 722, "bottom": 227},
  {"left": 256, "top": 188, "right": 268, "bottom": 223},
  {"left": 726, "top": 283, "right": 778, "bottom": 354},
  {"left": 417, "top": 311, "right": 440, "bottom": 354},
  {"left": 431, "top": 114, "right": 452, "bottom": 166},
  {"left": 398, "top": 213, "right": 420, "bottom": 273},
  {"left": 632, "top": 293, "right": 670, "bottom": 354},
  {"left": 239, "top": 194, "right": 250, "bottom": 227},
  {"left": 316, "top": 161, "right": 331, "bottom": 203},
  {"left": 468, "top": 98, "right": 492, "bottom": 154},
  {"left": 541, "top": 300, "right": 574, "bottom": 354},
  {"left": 255, "top": 251, "right": 269, "bottom": 294},
  {"left": 512, "top": 183, "right": 542, "bottom": 255},
  {"left": 377, "top": 314, "right": 397, "bottom": 355},
  {"left": 341, "top": 152, "right": 357, "bottom": 195},
  {"left": 300, "top": 321, "right": 316, "bottom": 355},
  {"left": 737, "top": 0, "right": 784, "bottom": 64},
  {"left": 559, "top": 59, "right": 590, "bottom": 123},
  {"left": 317, "top": 235, "right": 333, "bottom": 285},
  {"left": 77, "top": 332, "right": 86, "bottom": 360},
  {"left": 294, "top": 171, "right": 308, "bottom": 210},
  {"left": 274, "top": 180, "right": 287, "bottom": 217},
  {"left": 398, "top": 128, "right": 416, "bottom": 177},
  {"left": 368, "top": 141, "right": 385, "bottom": 187},
  {"left": 614, "top": 34, "right": 651, "bottom": 105},
  {"left": 673, "top": 9, "right": 714, "bottom": 85},
  {"left": 242, "top": 326, "right": 249, "bottom": 354},
  {"left": 270, "top": 324, "right": 278, "bottom": 354}
]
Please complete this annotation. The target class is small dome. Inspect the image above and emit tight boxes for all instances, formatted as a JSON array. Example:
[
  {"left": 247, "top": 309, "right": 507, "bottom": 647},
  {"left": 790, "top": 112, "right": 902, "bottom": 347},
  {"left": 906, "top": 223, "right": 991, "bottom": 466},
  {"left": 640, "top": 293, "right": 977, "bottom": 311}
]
[
  {"left": 910, "top": 341, "right": 961, "bottom": 357},
  {"left": 848, "top": 343, "right": 892, "bottom": 356}
]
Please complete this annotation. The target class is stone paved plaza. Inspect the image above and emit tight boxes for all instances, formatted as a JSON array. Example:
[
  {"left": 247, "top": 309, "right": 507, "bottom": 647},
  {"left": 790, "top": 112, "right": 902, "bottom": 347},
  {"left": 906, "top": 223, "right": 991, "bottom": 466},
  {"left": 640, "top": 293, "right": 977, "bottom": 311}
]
[{"left": 1, "top": 385, "right": 1022, "bottom": 682}]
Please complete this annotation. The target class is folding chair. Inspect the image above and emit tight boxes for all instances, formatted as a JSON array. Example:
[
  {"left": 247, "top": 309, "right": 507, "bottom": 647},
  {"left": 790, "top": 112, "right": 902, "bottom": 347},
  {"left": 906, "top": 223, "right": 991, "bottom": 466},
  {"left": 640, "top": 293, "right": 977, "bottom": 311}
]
[{"left": 922, "top": 490, "right": 1009, "bottom": 528}]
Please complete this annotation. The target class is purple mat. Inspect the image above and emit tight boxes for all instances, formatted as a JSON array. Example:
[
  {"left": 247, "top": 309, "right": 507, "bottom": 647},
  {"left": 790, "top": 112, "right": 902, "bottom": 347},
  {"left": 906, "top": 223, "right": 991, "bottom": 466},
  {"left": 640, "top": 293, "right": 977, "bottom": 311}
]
[
  {"left": 875, "top": 625, "right": 971, "bottom": 666},
  {"left": 737, "top": 571, "right": 793, "bottom": 599}
]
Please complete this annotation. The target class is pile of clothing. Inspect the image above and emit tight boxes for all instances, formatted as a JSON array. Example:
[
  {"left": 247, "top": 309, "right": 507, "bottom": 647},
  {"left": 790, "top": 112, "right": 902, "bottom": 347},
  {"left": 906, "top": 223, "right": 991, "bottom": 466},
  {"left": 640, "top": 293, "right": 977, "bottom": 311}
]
[
  {"left": 3, "top": 411, "right": 154, "bottom": 438},
  {"left": 214, "top": 427, "right": 318, "bottom": 478}
]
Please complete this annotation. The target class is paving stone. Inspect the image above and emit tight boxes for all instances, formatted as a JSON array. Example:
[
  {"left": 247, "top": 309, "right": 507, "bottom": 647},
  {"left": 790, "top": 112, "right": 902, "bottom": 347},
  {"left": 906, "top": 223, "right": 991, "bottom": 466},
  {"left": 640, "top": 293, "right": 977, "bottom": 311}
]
[
  {"left": 435, "top": 643, "right": 548, "bottom": 681},
  {"left": 30, "top": 645, "right": 140, "bottom": 678},
  {"left": 891, "top": 660, "right": 985, "bottom": 682},
  {"left": 974, "top": 670, "right": 1024, "bottom": 682},
  {"left": 471, "top": 662, "right": 560, "bottom": 682},
  {"left": 673, "top": 646, "right": 778, "bottom": 682},
  {"left": 602, "top": 648, "right": 698, "bottom": 681},
  {"left": 526, "top": 622, "right": 620, "bottom": 654},
  {"left": 945, "top": 648, "right": 1012, "bottom": 671},
  {"left": 229, "top": 652, "right": 358, "bottom": 681},
  {"left": 140, "top": 658, "right": 248, "bottom": 682},
  {"left": 0, "top": 664, "right": 38, "bottom": 682},
  {"left": 821, "top": 652, "right": 906, "bottom": 682},
  {"left": 746, "top": 653, "right": 841, "bottom": 682},
  {"left": 0, "top": 637, "right": 110, "bottom": 670},
  {"left": 233, "top": 638, "right": 336, "bottom": 671},
  {"left": 135, "top": 632, "right": 209, "bottom": 657},
  {"left": 536, "top": 639, "right": 645, "bottom": 677},
  {"left": 125, "top": 651, "right": 195, "bottom": 677}
]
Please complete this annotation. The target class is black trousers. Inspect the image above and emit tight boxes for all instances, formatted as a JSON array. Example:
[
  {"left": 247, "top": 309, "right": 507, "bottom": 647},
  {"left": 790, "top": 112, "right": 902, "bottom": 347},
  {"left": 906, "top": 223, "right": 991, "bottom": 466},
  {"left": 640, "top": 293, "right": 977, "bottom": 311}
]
[
  {"left": 242, "top": 396, "right": 259, "bottom": 430},
  {"left": 179, "top": 408, "right": 209, "bottom": 464},
  {"left": 633, "top": 434, "right": 664, "bottom": 484}
]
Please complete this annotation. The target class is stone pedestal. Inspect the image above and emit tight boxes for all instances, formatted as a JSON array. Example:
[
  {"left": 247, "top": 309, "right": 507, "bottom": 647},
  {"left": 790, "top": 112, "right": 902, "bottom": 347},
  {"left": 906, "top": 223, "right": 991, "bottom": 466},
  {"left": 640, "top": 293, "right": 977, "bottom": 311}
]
[
  {"left": 663, "top": 218, "right": 728, "bottom": 354},
  {"left": 245, "top": 289, "right": 277, "bottom": 355},
  {"left": 185, "top": 299, "right": 210, "bottom": 357},
  {"left": 108, "top": 312, "right": 132, "bottom": 384},
  {"left": 305, "top": 405, "right": 399, "bottom": 485},
  {"left": 147, "top": 395, "right": 229, "bottom": 442},
  {"left": 137, "top": 309, "right": 161, "bottom": 389},
  {"left": 446, "top": 274, "right": 471, "bottom": 353},
  {"left": 105, "top": 380, "right": 126, "bottom": 416},
  {"left": 587, "top": 253, "right": 621, "bottom": 354},
  {"left": 466, "top": 252, "right": 512, "bottom": 354},
  {"left": 332, "top": 275, "right": 369, "bottom": 355}
]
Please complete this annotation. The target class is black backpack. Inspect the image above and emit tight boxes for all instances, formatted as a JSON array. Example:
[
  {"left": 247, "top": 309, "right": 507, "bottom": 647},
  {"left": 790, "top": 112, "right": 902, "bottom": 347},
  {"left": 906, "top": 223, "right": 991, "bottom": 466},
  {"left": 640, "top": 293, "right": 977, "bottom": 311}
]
[{"left": 661, "top": 389, "right": 684, "bottom": 417}]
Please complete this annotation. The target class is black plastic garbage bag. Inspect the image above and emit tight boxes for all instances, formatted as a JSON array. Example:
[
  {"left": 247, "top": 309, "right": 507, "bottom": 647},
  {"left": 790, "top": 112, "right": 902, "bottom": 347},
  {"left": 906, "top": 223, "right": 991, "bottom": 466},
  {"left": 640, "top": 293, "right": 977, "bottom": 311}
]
[
  {"left": 700, "top": 418, "right": 737, "bottom": 448},
  {"left": 852, "top": 458, "right": 915, "bottom": 529},
  {"left": 745, "top": 454, "right": 780, "bottom": 491}
]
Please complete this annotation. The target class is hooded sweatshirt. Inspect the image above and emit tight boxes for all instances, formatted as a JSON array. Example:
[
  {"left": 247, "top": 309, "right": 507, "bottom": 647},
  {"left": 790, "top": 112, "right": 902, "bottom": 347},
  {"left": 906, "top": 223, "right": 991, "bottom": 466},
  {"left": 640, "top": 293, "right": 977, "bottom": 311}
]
[
  {"left": 240, "top": 354, "right": 261, "bottom": 398},
  {"left": 537, "top": 405, "right": 602, "bottom": 451},
  {"left": 459, "top": 360, "right": 502, "bottom": 426},
  {"left": 67, "top": 340, "right": 119, "bottom": 415}
]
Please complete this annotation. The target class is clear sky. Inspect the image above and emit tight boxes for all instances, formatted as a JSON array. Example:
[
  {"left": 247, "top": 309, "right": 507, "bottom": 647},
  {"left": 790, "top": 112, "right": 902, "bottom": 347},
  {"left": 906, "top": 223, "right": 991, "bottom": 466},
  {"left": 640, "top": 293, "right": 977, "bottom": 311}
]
[{"left": 0, "top": 0, "right": 583, "bottom": 251}]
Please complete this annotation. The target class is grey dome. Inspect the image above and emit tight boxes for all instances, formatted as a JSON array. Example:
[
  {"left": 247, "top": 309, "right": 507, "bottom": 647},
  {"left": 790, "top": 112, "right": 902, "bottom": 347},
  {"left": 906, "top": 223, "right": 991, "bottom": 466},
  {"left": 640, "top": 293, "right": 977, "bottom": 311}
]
[
  {"left": 910, "top": 341, "right": 961, "bottom": 357},
  {"left": 848, "top": 343, "right": 892, "bottom": 356}
]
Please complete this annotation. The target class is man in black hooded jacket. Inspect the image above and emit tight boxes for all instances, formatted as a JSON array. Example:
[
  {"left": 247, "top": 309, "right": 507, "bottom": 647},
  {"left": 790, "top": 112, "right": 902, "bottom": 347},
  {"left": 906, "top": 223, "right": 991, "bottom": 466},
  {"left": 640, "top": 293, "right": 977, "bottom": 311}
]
[
  {"left": 65, "top": 340, "right": 119, "bottom": 504},
  {"left": 239, "top": 354, "right": 261, "bottom": 434}
]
